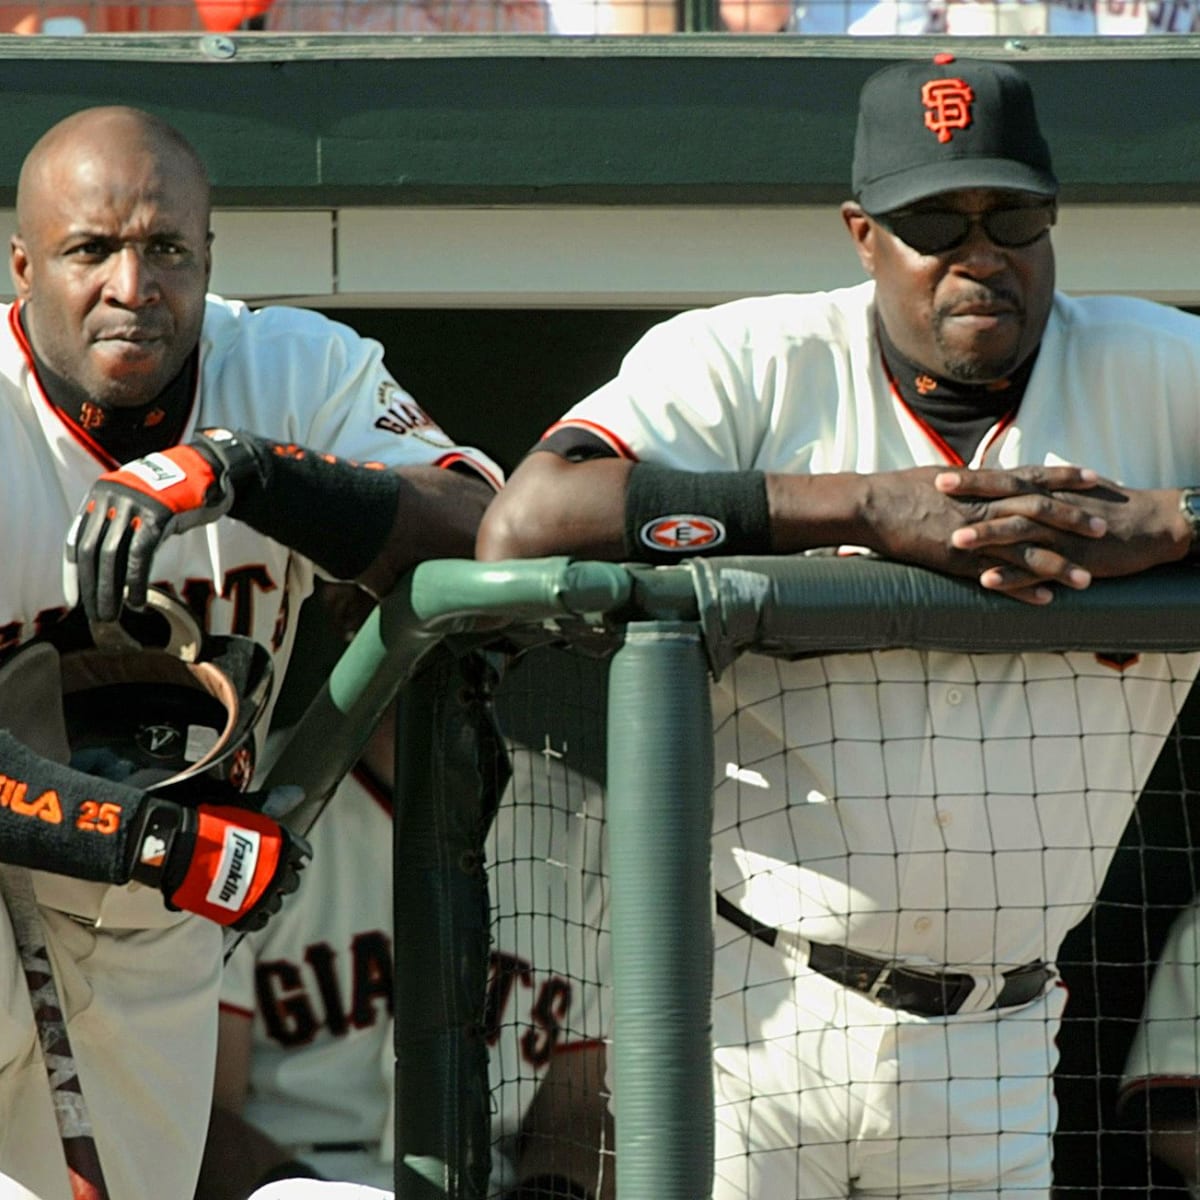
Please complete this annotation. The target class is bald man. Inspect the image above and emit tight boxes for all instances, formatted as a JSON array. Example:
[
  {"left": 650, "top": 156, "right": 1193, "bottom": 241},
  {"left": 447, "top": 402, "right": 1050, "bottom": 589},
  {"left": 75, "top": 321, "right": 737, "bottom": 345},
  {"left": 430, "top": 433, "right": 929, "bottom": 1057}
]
[{"left": 0, "top": 107, "right": 499, "bottom": 1200}]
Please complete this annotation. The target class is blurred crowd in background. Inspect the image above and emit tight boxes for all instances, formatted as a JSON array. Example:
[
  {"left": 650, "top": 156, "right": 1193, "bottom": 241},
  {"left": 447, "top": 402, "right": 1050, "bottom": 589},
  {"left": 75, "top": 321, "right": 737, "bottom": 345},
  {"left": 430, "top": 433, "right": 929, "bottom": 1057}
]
[{"left": 0, "top": 0, "right": 1189, "bottom": 41}]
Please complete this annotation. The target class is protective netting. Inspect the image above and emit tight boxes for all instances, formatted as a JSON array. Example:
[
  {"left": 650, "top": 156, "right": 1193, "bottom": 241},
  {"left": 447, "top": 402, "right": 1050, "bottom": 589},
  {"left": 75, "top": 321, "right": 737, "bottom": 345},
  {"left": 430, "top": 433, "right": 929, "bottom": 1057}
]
[{"left": 483, "top": 631, "right": 1200, "bottom": 1199}]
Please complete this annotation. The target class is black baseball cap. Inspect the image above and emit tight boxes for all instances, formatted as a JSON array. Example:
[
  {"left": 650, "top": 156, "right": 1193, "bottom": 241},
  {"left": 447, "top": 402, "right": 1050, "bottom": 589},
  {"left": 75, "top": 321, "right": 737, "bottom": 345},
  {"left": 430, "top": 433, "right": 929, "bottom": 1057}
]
[{"left": 852, "top": 54, "right": 1059, "bottom": 214}]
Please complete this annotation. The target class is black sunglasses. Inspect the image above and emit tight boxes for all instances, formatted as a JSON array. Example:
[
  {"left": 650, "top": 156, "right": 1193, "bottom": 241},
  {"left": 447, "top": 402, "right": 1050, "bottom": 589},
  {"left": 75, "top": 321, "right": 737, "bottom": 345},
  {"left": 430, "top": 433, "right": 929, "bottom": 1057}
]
[{"left": 870, "top": 203, "right": 1057, "bottom": 256}]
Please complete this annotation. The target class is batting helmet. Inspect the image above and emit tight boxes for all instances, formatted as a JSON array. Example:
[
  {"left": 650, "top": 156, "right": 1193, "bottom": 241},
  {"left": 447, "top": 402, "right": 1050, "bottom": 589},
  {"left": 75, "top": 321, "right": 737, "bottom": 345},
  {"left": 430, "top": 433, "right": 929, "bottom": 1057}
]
[{"left": 2, "top": 590, "right": 273, "bottom": 796}]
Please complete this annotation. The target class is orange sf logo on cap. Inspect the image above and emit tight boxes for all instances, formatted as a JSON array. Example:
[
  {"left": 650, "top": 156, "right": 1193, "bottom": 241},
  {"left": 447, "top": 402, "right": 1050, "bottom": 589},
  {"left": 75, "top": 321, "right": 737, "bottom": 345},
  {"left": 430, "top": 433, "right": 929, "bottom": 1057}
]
[{"left": 922, "top": 77, "right": 975, "bottom": 144}]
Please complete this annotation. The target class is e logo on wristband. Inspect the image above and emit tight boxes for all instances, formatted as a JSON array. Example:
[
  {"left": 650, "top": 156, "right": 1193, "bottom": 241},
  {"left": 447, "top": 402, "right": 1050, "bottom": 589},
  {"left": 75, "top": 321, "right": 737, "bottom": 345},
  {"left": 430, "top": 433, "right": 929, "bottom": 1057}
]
[{"left": 639, "top": 515, "right": 726, "bottom": 553}]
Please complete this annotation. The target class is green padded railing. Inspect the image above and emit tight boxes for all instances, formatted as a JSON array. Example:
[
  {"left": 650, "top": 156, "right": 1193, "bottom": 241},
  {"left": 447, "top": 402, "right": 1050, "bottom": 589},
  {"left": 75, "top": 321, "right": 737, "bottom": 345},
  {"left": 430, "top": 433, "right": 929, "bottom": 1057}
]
[{"left": 262, "top": 554, "right": 1200, "bottom": 1200}]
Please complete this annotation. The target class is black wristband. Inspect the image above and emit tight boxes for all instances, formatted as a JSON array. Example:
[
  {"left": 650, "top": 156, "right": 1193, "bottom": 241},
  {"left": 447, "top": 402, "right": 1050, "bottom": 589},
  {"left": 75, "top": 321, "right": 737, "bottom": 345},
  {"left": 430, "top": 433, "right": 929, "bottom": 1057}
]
[
  {"left": 503, "top": 1176, "right": 593, "bottom": 1200},
  {"left": 126, "top": 796, "right": 191, "bottom": 891},
  {"left": 205, "top": 429, "right": 404, "bottom": 581},
  {"left": 623, "top": 463, "right": 771, "bottom": 564},
  {"left": 253, "top": 1159, "right": 325, "bottom": 1187}
]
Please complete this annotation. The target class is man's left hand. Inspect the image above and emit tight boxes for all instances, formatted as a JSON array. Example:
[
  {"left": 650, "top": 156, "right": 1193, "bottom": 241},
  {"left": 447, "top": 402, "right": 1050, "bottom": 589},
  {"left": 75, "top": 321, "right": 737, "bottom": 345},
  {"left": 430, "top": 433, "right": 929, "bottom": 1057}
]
[{"left": 938, "top": 468, "right": 1190, "bottom": 602}]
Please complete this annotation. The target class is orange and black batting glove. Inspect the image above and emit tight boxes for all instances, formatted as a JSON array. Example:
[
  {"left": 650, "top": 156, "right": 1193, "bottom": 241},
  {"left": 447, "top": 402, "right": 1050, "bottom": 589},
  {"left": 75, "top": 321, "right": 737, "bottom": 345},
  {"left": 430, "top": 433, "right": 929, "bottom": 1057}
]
[{"left": 64, "top": 430, "right": 269, "bottom": 625}]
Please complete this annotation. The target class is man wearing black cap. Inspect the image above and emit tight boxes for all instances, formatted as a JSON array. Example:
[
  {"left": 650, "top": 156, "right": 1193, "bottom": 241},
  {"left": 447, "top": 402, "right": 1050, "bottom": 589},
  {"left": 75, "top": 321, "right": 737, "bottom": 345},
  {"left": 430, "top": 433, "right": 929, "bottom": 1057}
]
[{"left": 476, "top": 55, "right": 1200, "bottom": 1199}]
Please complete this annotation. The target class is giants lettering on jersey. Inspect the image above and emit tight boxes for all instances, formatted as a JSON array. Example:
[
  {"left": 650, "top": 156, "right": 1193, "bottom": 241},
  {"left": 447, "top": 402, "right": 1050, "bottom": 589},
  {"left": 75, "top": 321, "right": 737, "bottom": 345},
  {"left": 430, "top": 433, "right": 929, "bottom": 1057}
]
[
  {"left": 257, "top": 931, "right": 394, "bottom": 1045},
  {"left": 256, "top": 940, "right": 576, "bottom": 1066},
  {"left": 374, "top": 381, "right": 455, "bottom": 448}
]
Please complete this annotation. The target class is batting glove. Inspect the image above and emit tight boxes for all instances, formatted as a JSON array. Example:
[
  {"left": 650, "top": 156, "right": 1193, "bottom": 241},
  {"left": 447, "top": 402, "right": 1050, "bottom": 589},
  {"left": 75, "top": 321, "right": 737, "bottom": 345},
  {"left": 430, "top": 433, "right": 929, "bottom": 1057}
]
[
  {"left": 127, "top": 788, "right": 311, "bottom": 932},
  {"left": 64, "top": 429, "right": 269, "bottom": 625}
]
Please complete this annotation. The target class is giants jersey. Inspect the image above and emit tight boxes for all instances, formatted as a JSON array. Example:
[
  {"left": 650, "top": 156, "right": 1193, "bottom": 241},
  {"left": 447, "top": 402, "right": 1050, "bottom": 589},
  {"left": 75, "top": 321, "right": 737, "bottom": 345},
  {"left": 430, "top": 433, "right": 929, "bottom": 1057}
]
[
  {"left": 0, "top": 296, "right": 501, "bottom": 930},
  {"left": 545, "top": 280, "right": 1200, "bottom": 971},
  {"left": 221, "top": 753, "right": 608, "bottom": 1185},
  {"left": 221, "top": 769, "right": 396, "bottom": 1187}
]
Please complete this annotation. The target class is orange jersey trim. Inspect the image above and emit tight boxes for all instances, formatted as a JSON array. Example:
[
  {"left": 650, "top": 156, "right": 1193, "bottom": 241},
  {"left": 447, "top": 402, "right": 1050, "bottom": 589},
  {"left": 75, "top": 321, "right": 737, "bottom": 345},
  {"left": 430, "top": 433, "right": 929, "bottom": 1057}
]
[
  {"left": 881, "top": 344, "right": 1019, "bottom": 468},
  {"left": 541, "top": 419, "right": 639, "bottom": 462},
  {"left": 434, "top": 452, "right": 502, "bottom": 492}
]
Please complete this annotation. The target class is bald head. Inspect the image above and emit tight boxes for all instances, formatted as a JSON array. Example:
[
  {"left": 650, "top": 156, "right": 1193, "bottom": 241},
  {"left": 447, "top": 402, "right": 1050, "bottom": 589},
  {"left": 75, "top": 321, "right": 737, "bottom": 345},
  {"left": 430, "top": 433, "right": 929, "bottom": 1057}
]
[
  {"left": 11, "top": 105, "right": 213, "bottom": 408},
  {"left": 17, "top": 107, "right": 210, "bottom": 236}
]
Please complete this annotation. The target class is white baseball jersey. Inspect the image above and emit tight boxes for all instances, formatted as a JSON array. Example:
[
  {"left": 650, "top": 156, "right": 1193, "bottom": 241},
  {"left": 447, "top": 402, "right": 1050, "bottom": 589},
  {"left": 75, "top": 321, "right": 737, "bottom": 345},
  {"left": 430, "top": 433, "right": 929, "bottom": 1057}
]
[
  {"left": 543, "top": 280, "right": 1200, "bottom": 1198},
  {"left": 0, "top": 294, "right": 500, "bottom": 1200},
  {"left": 222, "top": 768, "right": 397, "bottom": 1190},
  {"left": 221, "top": 752, "right": 608, "bottom": 1195}
]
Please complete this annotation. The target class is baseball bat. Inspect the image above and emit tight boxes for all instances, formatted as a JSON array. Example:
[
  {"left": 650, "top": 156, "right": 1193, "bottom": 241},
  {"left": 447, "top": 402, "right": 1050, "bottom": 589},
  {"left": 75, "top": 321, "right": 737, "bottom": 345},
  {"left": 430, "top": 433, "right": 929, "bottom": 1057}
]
[
  {"left": 0, "top": 643, "right": 109, "bottom": 1200},
  {"left": 0, "top": 864, "right": 109, "bottom": 1200}
]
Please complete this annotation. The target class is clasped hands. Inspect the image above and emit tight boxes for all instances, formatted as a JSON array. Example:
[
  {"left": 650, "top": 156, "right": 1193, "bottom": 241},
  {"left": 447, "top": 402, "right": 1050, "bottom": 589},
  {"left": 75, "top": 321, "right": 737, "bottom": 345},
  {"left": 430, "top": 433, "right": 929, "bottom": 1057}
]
[{"left": 871, "top": 465, "right": 1189, "bottom": 606}]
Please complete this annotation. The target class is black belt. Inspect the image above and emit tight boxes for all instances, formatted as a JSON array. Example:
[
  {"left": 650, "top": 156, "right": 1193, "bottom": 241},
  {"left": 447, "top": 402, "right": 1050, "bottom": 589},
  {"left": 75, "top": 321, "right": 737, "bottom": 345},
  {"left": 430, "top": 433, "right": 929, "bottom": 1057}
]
[
  {"left": 294, "top": 1141, "right": 371, "bottom": 1154},
  {"left": 716, "top": 895, "right": 1051, "bottom": 1018}
]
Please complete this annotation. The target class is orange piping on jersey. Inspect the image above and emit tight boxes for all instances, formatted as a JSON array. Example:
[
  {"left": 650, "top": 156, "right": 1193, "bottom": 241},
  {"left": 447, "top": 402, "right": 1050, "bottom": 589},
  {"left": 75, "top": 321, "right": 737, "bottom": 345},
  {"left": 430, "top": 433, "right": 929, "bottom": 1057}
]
[
  {"left": 551, "top": 1037, "right": 606, "bottom": 1056},
  {"left": 880, "top": 344, "right": 1019, "bottom": 468},
  {"left": 977, "top": 407, "right": 1019, "bottom": 462},
  {"left": 880, "top": 348, "right": 964, "bottom": 468},
  {"left": 434, "top": 452, "right": 502, "bottom": 492},
  {"left": 542, "top": 418, "right": 638, "bottom": 462}
]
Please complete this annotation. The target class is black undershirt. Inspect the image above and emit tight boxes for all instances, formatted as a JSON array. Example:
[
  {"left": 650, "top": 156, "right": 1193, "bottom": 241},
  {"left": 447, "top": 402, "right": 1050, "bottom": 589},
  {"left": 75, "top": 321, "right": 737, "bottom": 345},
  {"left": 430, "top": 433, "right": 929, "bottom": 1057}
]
[
  {"left": 876, "top": 320, "right": 1038, "bottom": 465},
  {"left": 21, "top": 307, "right": 197, "bottom": 463}
]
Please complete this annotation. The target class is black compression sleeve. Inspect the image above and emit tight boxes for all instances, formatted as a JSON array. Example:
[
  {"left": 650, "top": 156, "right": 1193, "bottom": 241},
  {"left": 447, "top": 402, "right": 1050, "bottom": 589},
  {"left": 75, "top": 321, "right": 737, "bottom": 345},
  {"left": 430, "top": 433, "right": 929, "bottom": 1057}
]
[
  {"left": 206, "top": 431, "right": 405, "bottom": 581},
  {"left": 0, "top": 730, "right": 148, "bottom": 884}
]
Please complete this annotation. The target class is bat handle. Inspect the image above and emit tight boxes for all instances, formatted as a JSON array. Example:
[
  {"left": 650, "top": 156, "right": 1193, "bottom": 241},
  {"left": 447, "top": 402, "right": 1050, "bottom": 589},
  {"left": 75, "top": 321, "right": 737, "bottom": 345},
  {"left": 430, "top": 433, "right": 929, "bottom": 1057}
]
[
  {"left": 0, "top": 866, "right": 110, "bottom": 1200},
  {"left": 67, "top": 1154, "right": 108, "bottom": 1200}
]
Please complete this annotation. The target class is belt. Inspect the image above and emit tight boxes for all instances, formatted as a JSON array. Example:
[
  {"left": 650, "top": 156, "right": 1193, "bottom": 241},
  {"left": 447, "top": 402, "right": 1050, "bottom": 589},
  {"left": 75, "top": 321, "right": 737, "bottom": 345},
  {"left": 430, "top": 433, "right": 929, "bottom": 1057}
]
[
  {"left": 716, "top": 895, "right": 1051, "bottom": 1018},
  {"left": 292, "top": 1141, "right": 372, "bottom": 1155}
]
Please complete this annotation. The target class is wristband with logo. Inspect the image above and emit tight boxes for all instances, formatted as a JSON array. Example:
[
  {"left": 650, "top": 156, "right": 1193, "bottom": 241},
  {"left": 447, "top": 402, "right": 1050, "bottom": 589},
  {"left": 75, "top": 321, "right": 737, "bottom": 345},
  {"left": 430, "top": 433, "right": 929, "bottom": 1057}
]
[{"left": 622, "top": 463, "right": 771, "bottom": 564}]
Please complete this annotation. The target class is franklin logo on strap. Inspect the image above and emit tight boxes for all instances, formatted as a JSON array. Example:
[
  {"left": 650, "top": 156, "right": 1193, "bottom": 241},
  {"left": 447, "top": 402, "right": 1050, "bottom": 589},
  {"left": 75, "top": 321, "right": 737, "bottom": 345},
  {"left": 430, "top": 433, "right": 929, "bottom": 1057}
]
[
  {"left": 922, "top": 77, "right": 974, "bottom": 144},
  {"left": 208, "top": 826, "right": 260, "bottom": 911}
]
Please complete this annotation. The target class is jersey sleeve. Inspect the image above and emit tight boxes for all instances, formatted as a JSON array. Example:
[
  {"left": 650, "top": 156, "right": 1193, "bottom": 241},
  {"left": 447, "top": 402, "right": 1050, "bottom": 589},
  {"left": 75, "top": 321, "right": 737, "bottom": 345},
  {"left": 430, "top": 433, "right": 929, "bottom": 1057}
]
[
  {"left": 199, "top": 302, "right": 503, "bottom": 491},
  {"left": 539, "top": 307, "right": 776, "bottom": 473},
  {"left": 1118, "top": 900, "right": 1200, "bottom": 1113},
  {"left": 298, "top": 317, "right": 502, "bottom": 489}
]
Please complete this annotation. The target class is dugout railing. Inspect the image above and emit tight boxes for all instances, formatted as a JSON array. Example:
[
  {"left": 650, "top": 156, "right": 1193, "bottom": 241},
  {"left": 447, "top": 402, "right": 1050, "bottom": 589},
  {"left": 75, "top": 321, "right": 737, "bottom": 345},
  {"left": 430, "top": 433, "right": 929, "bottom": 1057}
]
[{"left": 262, "top": 555, "right": 1200, "bottom": 1200}]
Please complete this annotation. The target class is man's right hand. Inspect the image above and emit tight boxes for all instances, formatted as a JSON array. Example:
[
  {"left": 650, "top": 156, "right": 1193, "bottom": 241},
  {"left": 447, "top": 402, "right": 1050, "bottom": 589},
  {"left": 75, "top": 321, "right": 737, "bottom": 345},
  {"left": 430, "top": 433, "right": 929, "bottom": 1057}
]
[{"left": 128, "top": 791, "right": 310, "bottom": 932}]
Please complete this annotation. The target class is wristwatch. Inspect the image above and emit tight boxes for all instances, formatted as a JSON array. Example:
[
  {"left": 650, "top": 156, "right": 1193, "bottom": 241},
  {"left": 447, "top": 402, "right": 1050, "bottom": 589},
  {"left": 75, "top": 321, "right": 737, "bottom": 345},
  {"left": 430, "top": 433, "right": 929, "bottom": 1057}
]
[{"left": 1180, "top": 487, "right": 1200, "bottom": 554}]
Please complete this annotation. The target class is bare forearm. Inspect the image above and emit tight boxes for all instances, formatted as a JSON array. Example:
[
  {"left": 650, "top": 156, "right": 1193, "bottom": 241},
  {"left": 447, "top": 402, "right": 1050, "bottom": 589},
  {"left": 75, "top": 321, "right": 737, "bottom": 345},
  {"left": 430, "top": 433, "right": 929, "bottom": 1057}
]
[
  {"left": 476, "top": 455, "right": 632, "bottom": 561},
  {"left": 359, "top": 467, "right": 494, "bottom": 593},
  {"left": 765, "top": 472, "right": 872, "bottom": 552}
]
